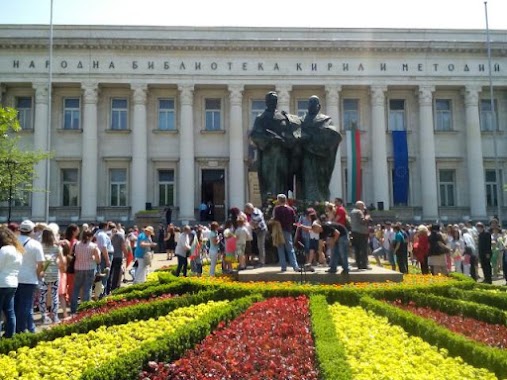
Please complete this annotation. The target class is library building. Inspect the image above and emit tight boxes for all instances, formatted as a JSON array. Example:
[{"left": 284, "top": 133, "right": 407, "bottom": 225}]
[{"left": 0, "top": 25, "right": 506, "bottom": 223}]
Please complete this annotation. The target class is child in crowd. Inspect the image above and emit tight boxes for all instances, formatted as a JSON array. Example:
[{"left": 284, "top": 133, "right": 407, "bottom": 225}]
[
  {"left": 234, "top": 217, "right": 251, "bottom": 270},
  {"left": 223, "top": 220, "right": 236, "bottom": 273}
]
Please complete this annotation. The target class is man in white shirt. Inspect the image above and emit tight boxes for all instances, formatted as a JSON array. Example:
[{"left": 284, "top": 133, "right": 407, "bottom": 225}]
[
  {"left": 383, "top": 222, "right": 396, "bottom": 271},
  {"left": 462, "top": 227, "right": 476, "bottom": 277},
  {"left": 15, "top": 220, "right": 44, "bottom": 333},
  {"left": 245, "top": 203, "right": 268, "bottom": 267},
  {"left": 95, "top": 222, "right": 113, "bottom": 297}
]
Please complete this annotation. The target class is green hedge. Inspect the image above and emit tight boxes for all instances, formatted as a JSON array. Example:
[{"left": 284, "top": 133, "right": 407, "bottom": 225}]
[
  {"left": 80, "top": 294, "right": 264, "bottom": 380},
  {"left": 447, "top": 287, "right": 507, "bottom": 310},
  {"left": 0, "top": 289, "right": 228, "bottom": 356},
  {"left": 111, "top": 280, "right": 160, "bottom": 295},
  {"left": 387, "top": 291, "right": 507, "bottom": 325},
  {"left": 309, "top": 295, "right": 353, "bottom": 380},
  {"left": 360, "top": 296, "right": 507, "bottom": 379},
  {"left": 78, "top": 280, "right": 208, "bottom": 311}
]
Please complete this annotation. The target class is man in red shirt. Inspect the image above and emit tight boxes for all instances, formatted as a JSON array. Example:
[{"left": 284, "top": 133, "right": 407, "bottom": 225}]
[
  {"left": 334, "top": 198, "right": 348, "bottom": 226},
  {"left": 273, "top": 194, "right": 301, "bottom": 272}
]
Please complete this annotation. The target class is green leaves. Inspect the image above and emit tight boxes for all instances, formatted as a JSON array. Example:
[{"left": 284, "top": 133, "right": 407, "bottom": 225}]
[{"left": 0, "top": 106, "right": 52, "bottom": 203}]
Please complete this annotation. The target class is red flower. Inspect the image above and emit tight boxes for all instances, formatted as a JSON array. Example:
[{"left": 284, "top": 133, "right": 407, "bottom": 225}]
[
  {"left": 390, "top": 300, "right": 507, "bottom": 348},
  {"left": 142, "top": 296, "right": 319, "bottom": 380}
]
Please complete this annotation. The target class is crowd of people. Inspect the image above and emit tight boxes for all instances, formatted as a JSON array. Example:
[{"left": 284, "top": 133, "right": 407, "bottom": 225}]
[{"left": 0, "top": 220, "right": 161, "bottom": 337}]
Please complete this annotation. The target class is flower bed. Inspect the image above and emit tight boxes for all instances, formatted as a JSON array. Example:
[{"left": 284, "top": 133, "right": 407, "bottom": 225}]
[
  {"left": 329, "top": 302, "right": 497, "bottom": 380},
  {"left": 379, "top": 291, "right": 507, "bottom": 325},
  {"left": 446, "top": 287, "right": 507, "bottom": 310},
  {"left": 359, "top": 296, "right": 507, "bottom": 378},
  {"left": 390, "top": 300, "right": 507, "bottom": 348},
  {"left": 0, "top": 301, "right": 228, "bottom": 380},
  {"left": 64, "top": 294, "right": 176, "bottom": 325},
  {"left": 0, "top": 289, "right": 227, "bottom": 356},
  {"left": 141, "top": 296, "right": 319, "bottom": 380},
  {"left": 77, "top": 280, "right": 208, "bottom": 311},
  {"left": 309, "top": 295, "right": 352, "bottom": 380}
]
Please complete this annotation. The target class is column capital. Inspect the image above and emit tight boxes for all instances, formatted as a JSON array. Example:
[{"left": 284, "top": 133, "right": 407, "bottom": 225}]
[
  {"left": 178, "top": 84, "right": 194, "bottom": 106},
  {"left": 370, "top": 85, "right": 387, "bottom": 106},
  {"left": 131, "top": 83, "right": 148, "bottom": 105},
  {"left": 462, "top": 85, "right": 482, "bottom": 107},
  {"left": 82, "top": 82, "right": 99, "bottom": 104},
  {"left": 33, "top": 82, "right": 49, "bottom": 104},
  {"left": 228, "top": 84, "right": 244, "bottom": 106},
  {"left": 417, "top": 85, "right": 435, "bottom": 106},
  {"left": 325, "top": 85, "right": 342, "bottom": 104}
]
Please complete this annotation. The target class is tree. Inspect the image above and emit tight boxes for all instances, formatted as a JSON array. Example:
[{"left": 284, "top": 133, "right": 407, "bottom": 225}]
[{"left": 0, "top": 106, "right": 52, "bottom": 204}]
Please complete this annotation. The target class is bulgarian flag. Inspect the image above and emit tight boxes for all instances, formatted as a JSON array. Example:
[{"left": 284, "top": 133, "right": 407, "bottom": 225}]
[{"left": 346, "top": 126, "right": 362, "bottom": 203}]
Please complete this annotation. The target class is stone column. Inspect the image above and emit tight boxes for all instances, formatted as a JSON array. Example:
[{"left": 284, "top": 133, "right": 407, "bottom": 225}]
[
  {"left": 80, "top": 82, "right": 99, "bottom": 221},
  {"left": 131, "top": 84, "right": 148, "bottom": 216},
  {"left": 178, "top": 84, "right": 195, "bottom": 221},
  {"left": 228, "top": 85, "right": 245, "bottom": 208},
  {"left": 464, "top": 85, "right": 487, "bottom": 219},
  {"left": 370, "top": 85, "right": 390, "bottom": 210},
  {"left": 418, "top": 86, "right": 439, "bottom": 220},
  {"left": 31, "top": 83, "right": 49, "bottom": 220},
  {"left": 326, "top": 85, "right": 343, "bottom": 200},
  {"left": 0, "top": 83, "right": 6, "bottom": 105},
  {"left": 275, "top": 84, "right": 292, "bottom": 114}
]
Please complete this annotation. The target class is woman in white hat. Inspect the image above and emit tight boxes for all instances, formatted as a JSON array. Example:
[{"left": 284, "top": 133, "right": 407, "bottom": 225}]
[{"left": 133, "top": 226, "right": 157, "bottom": 283}]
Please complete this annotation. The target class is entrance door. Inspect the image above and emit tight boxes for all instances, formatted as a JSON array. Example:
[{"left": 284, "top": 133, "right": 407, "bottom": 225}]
[{"left": 201, "top": 169, "right": 226, "bottom": 222}]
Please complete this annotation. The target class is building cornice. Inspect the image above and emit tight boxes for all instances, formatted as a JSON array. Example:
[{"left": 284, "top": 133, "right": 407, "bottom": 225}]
[{"left": 0, "top": 25, "right": 506, "bottom": 55}]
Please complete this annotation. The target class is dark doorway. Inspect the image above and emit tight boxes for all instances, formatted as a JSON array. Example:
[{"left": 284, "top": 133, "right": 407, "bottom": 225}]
[{"left": 201, "top": 169, "right": 226, "bottom": 222}]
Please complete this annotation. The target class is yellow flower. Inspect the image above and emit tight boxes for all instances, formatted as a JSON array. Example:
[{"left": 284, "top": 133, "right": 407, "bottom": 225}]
[
  {"left": 329, "top": 303, "right": 497, "bottom": 380},
  {"left": 0, "top": 301, "right": 228, "bottom": 380}
]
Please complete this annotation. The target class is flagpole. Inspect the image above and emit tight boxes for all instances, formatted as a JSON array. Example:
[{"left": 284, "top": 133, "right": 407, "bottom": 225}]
[
  {"left": 484, "top": 1, "right": 501, "bottom": 224},
  {"left": 45, "top": 0, "right": 54, "bottom": 223}
]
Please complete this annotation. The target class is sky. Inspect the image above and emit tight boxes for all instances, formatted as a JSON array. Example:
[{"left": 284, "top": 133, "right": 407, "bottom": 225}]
[{"left": 0, "top": 0, "right": 505, "bottom": 30}]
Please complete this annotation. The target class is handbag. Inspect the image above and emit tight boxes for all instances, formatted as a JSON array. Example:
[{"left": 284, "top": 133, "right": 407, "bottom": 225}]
[{"left": 143, "top": 250, "right": 154, "bottom": 266}]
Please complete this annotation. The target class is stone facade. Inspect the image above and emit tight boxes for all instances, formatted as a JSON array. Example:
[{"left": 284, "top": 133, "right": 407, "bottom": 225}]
[{"left": 0, "top": 25, "right": 506, "bottom": 223}]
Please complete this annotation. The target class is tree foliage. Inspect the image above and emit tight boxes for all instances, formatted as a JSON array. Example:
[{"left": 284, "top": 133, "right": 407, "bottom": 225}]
[{"left": 0, "top": 106, "right": 52, "bottom": 203}]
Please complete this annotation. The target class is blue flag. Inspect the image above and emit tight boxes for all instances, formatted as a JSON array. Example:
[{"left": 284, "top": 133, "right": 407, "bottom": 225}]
[{"left": 392, "top": 131, "right": 409, "bottom": 205}]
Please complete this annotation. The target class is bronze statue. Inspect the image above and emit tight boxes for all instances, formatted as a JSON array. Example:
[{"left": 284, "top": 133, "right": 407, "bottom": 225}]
[
  {"left": 250, "top": 92, "right": 299, "bottom": 203},
  {"left": 250, "top": 92, "right": 341, "bottom": 203},
  {"left": 299, "top": 95, "right": 342, "bottom": 201}
]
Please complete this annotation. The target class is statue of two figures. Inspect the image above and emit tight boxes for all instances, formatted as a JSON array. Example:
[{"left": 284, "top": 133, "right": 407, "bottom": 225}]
[{"left": 250, "top": 91, "right": 342, "bottom": 203}]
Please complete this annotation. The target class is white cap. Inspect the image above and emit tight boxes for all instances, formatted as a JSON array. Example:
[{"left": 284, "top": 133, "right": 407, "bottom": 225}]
[{"left": 19, "top": 219, "right": 35, "bottom": 233}]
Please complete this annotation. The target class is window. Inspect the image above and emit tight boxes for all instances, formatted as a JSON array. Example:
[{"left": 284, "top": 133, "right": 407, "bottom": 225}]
[
  {"left": 62, "top": 169, "right": 79, "bottom": 206},
  {"left": 158, "top": 170, "right": 175, "bottom": 206},
  {"left": 16, "top": 97, "right": 33, "bottom": 130},
  {"left": 388, "top": 99, "right": 406, "bottom": 131},
  {"left": 250, "top": 99, "right": 265, "bottom": 128},
  {"left": 63, "top": 98, "right": 80, "bottom": 130},
  {"left": 343, "top": 99, "right": 359, "bottom": 130},
  {"left": 480, "top": 99, "right": 498, "bottom": 132},
  {"left": 485, "top": 169, "right": 502, "bottom": 207},
  {"left": 111, "top": 98, "right": 128, "bottom": 130},
  {"left": 110, "top": 169, "right": 127, "bottom": 206},
  {"left": 205, "top": 98, "right": 221, "bottom": 131},
  {"left": 439, "top": 170, "right": 455, "bottom": 207},
  {"left": 158, "top": 99, "right": 175, "bottom": 131},
  {"left": 435, "top": 99, "right": 452, "bottom": 131},
  {"left": 297, "top": 100, "right": 308, "bottom": 118}
]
